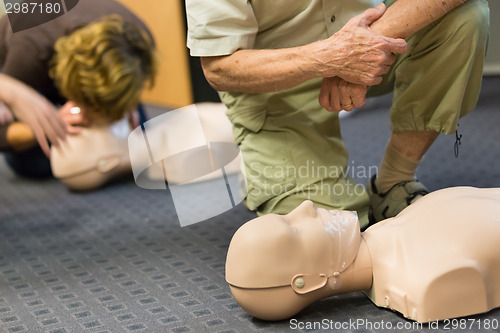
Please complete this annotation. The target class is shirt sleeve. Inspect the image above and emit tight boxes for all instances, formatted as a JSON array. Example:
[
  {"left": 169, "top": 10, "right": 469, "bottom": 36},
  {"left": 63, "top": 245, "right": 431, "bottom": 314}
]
[{"left": 185, "top": 0, "right": 258, "bottom": 57}]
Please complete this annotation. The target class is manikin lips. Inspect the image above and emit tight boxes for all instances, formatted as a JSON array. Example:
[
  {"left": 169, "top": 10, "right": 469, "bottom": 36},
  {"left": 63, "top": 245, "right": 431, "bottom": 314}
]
[{"left": 6, "top": 0, "right": 80, "bottom": 33}]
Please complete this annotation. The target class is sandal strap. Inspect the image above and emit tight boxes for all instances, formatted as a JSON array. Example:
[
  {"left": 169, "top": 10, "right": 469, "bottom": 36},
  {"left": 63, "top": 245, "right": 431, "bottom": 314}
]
[
  {"left": 382, "top": 180, "right": 429, "bottom": 218},
  {"left": 400, "top": 180, "right": 429, "bottom": 205},
  {"left": 368, "top": 175, "right": 429, "bottom": 223}
]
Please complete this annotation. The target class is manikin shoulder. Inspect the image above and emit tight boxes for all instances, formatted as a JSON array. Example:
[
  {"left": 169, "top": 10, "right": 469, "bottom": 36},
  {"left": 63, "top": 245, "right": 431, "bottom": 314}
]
[
  {"left": 367, "top": 258, "right": 499, "bottom": 322},
  {"left": 364, "top": 187, "right": 500, "bottom": 322}
]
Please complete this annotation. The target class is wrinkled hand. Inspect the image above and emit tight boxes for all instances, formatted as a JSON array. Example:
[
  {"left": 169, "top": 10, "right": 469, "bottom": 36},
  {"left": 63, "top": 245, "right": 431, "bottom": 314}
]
[
  {"left": 316, "top": 3, "right": 407, "bottom": 86},
  {"left": 59, "top": 101, "right": 92, "bottom": 135},
  {"left": 319, "top": 77, "right": 367, "bottom": 112},
  {"left": 3, "top": 75, "right": 66, "bottom": 157}
]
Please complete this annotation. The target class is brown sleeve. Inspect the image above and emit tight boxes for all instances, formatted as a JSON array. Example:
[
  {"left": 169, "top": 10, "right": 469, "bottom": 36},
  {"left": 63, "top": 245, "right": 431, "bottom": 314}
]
[
  {"left": 1, "top": 41, "right": 60, "bottom": 103},
  {"left": 0, "top": 16, "right": 10, "bottom": 67}
]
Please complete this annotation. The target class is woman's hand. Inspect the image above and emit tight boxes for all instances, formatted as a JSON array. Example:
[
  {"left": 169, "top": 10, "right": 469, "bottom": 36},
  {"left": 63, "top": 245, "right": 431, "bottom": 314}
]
[
  {"left": 59, "top": 101, "right": 92, "bottom": 134},
  {"left": 0, "top": 74, "right": 67, "bottom": 157}
]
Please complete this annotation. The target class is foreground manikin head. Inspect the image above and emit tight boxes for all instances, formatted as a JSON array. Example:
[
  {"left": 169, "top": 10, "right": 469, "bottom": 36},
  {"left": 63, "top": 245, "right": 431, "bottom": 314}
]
[
  {"left": 226, "top": 187, "right": 500, "bottom": 322},
  {"left": 226, "top": 200, "right": 365, "bottom": 320}
]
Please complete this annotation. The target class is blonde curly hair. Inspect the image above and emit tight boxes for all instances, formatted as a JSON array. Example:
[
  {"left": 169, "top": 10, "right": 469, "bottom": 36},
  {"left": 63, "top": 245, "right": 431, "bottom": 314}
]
[{"left": 50, "top": 14, "right": 158, "bottom": 121}]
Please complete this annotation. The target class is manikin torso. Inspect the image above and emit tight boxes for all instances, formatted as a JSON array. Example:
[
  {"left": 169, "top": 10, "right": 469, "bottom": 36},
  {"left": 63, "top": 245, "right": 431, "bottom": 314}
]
[
  {"left": 225, "top": 187, "right": 500, "bottom": 322},
  {"left": 363, "top": 187, "right": 500, "bottom": 322}
]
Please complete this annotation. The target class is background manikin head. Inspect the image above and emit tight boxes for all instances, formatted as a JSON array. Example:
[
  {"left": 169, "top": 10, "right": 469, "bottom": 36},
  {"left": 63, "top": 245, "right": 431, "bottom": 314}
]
[
  {"left": 51, "top": 116, "right": 131, "bottom": 191},
  {"left": 225, "top": 200, "right": 361, "bottom": 320}
]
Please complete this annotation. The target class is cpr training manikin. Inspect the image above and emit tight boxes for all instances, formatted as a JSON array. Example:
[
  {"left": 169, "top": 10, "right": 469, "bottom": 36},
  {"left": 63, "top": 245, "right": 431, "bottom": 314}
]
[{"left": 226, "top": 187, "right": 500, "bottom": 322}]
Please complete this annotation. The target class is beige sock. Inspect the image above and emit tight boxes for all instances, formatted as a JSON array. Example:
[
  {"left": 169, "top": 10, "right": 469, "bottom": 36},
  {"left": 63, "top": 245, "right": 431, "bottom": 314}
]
[{"left": 375, "top": 142, "right": 420, "bottom": 193}]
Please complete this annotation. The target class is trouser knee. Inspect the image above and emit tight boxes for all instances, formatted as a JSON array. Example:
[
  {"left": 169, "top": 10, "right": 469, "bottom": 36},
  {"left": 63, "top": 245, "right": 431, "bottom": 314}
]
[{"left": 446, "top": 0, "right": 489, "bottom": 45}]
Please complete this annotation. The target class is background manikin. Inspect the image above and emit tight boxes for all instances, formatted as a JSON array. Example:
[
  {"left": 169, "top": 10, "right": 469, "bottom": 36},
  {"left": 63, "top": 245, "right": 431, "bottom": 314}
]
[
  {"left": 50, "top": 103, "right": 236, "bottom": 191},
  {"left": 225, "top": 187, "right": 500, "bottom": 322}
]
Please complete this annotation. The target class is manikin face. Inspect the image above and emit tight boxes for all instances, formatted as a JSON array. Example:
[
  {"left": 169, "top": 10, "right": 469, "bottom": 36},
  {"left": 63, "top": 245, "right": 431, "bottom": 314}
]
[
  {"left": 226, "top": 200, "right": 361, "bottom": 290},
  {"left": 277, "top": 200, "right": 360, "bottom": 275}
]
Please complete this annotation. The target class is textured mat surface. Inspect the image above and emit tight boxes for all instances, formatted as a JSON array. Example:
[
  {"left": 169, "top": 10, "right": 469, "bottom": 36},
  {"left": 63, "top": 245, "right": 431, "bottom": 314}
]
[{"left": 0, "top": 76, "right": 499, "bottom": 333}]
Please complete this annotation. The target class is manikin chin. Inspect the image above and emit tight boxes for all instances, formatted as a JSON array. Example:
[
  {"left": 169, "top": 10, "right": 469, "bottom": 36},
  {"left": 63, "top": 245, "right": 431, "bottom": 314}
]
[{"left": 226, "top": 187, "right": 500, "bottom": 322}]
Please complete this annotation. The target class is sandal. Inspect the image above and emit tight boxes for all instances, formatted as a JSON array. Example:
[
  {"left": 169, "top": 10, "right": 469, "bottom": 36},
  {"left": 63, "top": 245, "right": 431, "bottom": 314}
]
[{"left": 367, "top": 174, "right": 429, "bottom": 225}]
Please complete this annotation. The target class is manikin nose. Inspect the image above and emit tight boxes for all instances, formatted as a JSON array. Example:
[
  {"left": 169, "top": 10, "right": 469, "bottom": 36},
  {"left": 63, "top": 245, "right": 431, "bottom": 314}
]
[{"left": 291, "top": 200, "right": 317, "bottom": 221}]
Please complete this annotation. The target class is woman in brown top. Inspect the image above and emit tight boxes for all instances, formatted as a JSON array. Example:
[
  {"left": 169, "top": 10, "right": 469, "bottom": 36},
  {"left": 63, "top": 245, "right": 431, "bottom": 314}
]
[{"left": 0, "top": 0, "right": 157, "bottom": 178}]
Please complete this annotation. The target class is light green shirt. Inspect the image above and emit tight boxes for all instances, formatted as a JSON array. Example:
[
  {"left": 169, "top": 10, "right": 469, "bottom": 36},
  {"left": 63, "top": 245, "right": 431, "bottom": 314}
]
[
  {"left": 185, "top": 0, "right": 383, "bottom": 227},
  {"left": 187, "top": 0, "right": 382, "bottom": 56}
]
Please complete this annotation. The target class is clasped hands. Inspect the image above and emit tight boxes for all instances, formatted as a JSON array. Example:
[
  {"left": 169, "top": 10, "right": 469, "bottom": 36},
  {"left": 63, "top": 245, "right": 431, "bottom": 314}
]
[{"left": 318, "top": 4, "right": 407, "bottom": 112}]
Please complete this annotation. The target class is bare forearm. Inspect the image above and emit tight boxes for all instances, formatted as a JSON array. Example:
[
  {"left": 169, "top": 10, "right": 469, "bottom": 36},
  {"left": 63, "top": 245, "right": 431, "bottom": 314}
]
[
  {"left": 201, "top": 45, "right": 321, "bottom": 93},
  {"left": 370, "top": 0, "right": 469, "bottom": 38},
  {"left": 202, "top": 1, "right": 469, "bottom": 94}
]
